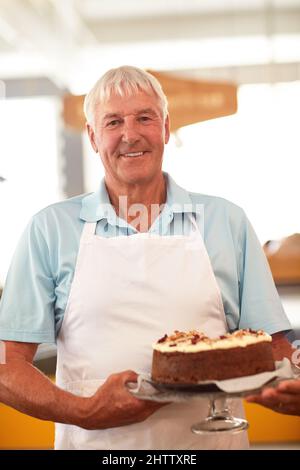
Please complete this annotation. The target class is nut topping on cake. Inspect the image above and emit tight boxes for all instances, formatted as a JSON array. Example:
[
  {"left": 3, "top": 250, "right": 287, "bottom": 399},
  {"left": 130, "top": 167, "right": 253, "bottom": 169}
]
[
  {"left": 157, "top": 334, "right": 168, "bottom": 343},
  {"left": 153, "top": 328, "right": 272, "bottom": 353},
  {"left": 191, "top": 334, "right": 201, "bottom": 344}
]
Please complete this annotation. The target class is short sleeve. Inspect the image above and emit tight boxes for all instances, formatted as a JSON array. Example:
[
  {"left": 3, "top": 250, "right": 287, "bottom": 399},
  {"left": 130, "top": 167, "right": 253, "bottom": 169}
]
[
  {"left": 238, "top": 213, "right": 292, "bottom": 335},
  {"left": 0, "top": 216, "right": 56, "bottom": 343}
]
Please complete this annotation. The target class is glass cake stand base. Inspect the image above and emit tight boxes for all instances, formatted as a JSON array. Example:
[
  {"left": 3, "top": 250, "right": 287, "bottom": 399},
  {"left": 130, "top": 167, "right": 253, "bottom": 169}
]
[{"left": 191, "top": 398, "right": 249, "bottom": 435}]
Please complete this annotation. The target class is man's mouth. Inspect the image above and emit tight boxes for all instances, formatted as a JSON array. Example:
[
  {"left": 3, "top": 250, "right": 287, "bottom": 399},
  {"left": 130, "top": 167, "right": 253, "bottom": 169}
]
[{"left": 119, "top": 151, "right": 148, "bottom": 158}]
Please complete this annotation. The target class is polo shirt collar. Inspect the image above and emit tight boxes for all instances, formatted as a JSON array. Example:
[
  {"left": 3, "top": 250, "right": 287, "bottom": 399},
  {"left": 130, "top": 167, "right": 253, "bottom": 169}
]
[{"left": 80, "top": 172, "right": 202, "bottom": 222}]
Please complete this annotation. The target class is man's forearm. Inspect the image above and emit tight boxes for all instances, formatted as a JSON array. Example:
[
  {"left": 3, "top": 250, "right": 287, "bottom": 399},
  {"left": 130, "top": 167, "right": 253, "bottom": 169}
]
[
  {"left": 0, "top": 361, "right": 165, "bottom": 431},
  {"left": 0, "top": 360, "right": 89, "bottom": 426}
]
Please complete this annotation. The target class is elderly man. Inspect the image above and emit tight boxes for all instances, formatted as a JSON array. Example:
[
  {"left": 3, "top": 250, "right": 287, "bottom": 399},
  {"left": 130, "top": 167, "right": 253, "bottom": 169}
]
[{"left": 0, "top": 66, "right": 294, "bottom": 450}]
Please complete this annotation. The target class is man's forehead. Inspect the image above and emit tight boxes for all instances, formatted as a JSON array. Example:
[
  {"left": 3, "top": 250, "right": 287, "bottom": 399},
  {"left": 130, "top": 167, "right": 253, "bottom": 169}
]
[{"left": 97, "top": 91, "right": 161, "bottom": 116}]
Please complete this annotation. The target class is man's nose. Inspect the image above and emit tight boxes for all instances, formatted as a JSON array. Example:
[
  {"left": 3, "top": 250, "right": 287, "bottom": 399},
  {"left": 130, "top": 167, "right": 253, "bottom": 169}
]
[{"left": 121, "top": 120, "right": 140, "bottom": 144}]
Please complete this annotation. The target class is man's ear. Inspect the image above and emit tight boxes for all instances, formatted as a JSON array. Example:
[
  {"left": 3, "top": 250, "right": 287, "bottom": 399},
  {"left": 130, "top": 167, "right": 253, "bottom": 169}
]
[
  {"left": 86, "top": 123, "right": 98, "bottom": 153},
  {"left": 164, "top": 114, "right": 171, "bottom": 144}
]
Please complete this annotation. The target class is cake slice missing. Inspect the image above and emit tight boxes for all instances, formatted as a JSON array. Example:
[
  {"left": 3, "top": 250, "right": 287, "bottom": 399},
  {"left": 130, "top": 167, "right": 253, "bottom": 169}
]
[{"left": 151, "top": 329, "right": 275, "bottom": 384}]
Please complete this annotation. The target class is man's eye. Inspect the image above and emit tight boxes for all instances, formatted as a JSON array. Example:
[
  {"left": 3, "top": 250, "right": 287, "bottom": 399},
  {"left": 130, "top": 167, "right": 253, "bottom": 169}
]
[
  {"left": 139, "top": 116, "right": 151, "bottom": 122},
  {"left": 107, "top": 120, "right": 120, "bottom": 127}
]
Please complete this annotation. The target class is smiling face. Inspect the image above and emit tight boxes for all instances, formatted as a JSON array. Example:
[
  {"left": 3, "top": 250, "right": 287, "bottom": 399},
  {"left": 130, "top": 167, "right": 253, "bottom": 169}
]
[{"left": 87, "top": 90, "right": 170, "bottom": 190}]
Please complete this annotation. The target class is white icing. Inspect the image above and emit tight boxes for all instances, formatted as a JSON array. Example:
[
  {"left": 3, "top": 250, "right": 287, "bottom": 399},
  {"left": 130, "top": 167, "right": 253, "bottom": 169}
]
[{"left": 153, "top": 330, "right": 272, "bottom": 353}]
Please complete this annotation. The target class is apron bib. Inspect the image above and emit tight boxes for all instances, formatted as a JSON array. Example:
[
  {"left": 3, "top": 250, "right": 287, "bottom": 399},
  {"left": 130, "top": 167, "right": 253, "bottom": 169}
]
[{"left": 55, "top": 214, "right": 248, "bottom": 449}]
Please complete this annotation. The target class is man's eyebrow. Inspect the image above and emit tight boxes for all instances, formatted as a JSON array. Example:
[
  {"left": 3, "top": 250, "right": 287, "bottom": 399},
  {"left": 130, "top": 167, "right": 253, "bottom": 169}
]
[
  {"left": 135, "top": 108, "right": 158, "bottom": 115},
  {"left": 102, "top": 108, "right": 158, "bottom": 121},
  {"left": 102, "top": 113, "right": 121, "bottom": 120}
]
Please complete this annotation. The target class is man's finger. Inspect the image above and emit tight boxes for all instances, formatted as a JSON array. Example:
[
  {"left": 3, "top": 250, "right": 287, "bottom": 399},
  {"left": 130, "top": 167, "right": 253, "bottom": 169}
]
[
  {"left": 121, "top": 370, "right": 139, "bottom": 384},
  {"left": 246, "top": 387, "right": 277, "bottom": 402},
  {"left": 277, "top": 380, "right": 300, "bottom": 394}
]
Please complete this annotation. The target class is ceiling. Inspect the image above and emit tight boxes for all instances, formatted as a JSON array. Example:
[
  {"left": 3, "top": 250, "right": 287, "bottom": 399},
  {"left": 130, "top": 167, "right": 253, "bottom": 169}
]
[{"left": 0, "top": 0, "right": 300, "bottom": 91}]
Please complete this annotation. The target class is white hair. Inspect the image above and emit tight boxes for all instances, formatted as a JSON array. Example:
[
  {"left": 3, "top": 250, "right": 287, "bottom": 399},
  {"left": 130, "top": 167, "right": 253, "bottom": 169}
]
[{"left": 84, "top": 65, "right": 168, "bottom": 126}]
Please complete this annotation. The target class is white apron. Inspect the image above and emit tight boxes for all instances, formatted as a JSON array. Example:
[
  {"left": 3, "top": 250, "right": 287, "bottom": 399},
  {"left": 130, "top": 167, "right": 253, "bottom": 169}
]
[{"left": 55, "top": 214, "right": 249, "bottom": 450}]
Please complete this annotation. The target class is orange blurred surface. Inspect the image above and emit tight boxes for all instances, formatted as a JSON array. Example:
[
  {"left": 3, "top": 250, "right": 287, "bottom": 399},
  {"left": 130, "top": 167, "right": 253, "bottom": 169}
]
[
  {"left": 0, "top": 403, "right": 54, "bottom": 449},
  {"left": 1, "top": 400, "right": 299, "bottom": 449}
]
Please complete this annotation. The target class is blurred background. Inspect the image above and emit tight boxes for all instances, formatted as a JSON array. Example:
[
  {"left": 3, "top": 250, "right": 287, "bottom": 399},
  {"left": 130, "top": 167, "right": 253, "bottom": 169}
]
[{"left": 0, "top": 0, "right": 300, "bottom": 449}]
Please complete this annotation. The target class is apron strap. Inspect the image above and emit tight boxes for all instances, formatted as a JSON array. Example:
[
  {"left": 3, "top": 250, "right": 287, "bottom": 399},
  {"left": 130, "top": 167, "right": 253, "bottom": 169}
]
[
  {"left": 187, "top": 213, "right": 201, "bottom": 234},
  {"left": 81, "top": 221, "right": 97, "bottom": 242}
]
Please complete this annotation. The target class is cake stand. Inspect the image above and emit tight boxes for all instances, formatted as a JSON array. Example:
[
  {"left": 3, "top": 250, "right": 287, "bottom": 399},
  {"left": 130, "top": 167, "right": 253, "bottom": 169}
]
[
  {"left": 190, "top": 395, "right": 249, "bottom": 434},
  {"left": 129, "top": 360, "right": 294, "bottom": 434}
]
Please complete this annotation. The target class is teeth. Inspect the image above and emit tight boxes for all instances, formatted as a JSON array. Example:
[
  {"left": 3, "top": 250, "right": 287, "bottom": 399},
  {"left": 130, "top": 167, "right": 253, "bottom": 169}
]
[{"left": 123, "top": 152, "right": 144, "bottom": 157}]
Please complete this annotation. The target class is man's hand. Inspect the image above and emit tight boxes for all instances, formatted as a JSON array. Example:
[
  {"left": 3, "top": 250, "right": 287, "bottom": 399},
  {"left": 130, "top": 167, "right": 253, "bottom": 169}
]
[
  {"left": 245, "top": 332, "right": 300, "bottom": 416},
  {"left": 82, "top": 370, "right": 167, "bottom": 430},
  {"left": 246, "top": 379, "right": 300, "bottom": 416}
]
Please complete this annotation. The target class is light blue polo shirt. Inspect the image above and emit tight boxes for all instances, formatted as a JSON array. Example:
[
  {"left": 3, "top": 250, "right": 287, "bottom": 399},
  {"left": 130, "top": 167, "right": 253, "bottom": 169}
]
[{"left": 0, "top": 173, "right": 291, "bottom": 344}]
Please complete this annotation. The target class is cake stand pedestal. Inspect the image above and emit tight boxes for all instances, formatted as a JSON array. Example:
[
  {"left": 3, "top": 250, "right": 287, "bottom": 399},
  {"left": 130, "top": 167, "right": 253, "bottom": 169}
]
[{"left": 191, "top": 397, "right": 249, "bottom": 434}]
